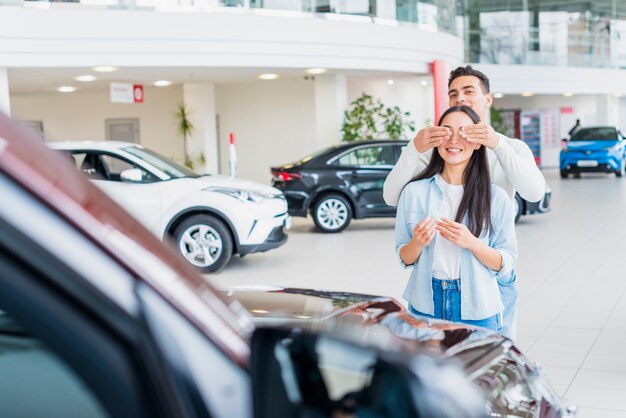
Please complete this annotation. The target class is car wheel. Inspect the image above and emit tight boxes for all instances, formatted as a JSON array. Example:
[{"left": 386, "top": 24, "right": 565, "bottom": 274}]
[
  {"left": 616, "top": 159, "right": 625, "bottom": 177},
  {"left": 514, "top": 193, "right": 523, "bottom": 223},
  {"left": 560, "top": 169, "right": 568, "bottom": 178},
  {"left": 173, "top": 214, "right": 233, "bottom": 273},
  {"left": 312, "top": 194, "right": 352, "bottom": 233}
]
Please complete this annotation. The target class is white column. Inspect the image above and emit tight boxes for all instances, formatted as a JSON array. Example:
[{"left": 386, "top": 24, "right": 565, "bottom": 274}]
[
  {"left": 182, "top": 83, "right": 218, "bottom": 175},
  {"left": 314, "top": 74, "right": 347, "bottom": 148},
  {"left": 596, "top": 94, "right": 619, "bottom": 126},
  {"left": 376, "top": 0, "right": 396, "bottom": 19},
  {"left": 0, "top": 68, "right": 11, "bottom": 116}
]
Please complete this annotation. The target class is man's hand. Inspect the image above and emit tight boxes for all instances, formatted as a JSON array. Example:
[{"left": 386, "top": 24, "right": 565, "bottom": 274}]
[
  {"left": 412, "top": 126, "right": 451, "bottom": 153},
  {"left": 436, "top": 218, "right": 479, "bottom": 250},
  {"left": 460, "top": 123, "right": 500, "bottom": 149},
  {"left": 411, "top": 216, "right": 437, "bottom": 248}
]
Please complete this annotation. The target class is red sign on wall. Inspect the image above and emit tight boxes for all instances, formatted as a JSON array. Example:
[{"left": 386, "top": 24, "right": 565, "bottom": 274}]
[{"left": 133, "top": 84, "right": 144, "bottom": 103}]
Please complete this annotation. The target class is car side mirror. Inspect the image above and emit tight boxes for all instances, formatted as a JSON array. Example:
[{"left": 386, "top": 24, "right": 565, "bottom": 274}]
[
  {"left": 120, "top": 168, "right": 143, "bottom": 183},
  {"left": 250, "top": 327, "right": 485, "bottom": 418}
]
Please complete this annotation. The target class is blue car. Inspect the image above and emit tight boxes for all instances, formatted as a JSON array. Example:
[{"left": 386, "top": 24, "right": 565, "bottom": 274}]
[{"left": 560, "top": 126, "right": 626, "bottom": 178}]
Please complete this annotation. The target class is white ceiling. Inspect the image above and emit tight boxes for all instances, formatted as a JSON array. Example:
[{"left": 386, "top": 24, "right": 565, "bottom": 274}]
[{"left": 8, "top": 66, "right": 421, "bottom": 94}]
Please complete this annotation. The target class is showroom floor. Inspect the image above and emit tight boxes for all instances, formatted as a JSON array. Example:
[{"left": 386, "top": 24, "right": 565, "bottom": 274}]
[{"left": 209, "top": 168, "right": 626, "bottom": 418}]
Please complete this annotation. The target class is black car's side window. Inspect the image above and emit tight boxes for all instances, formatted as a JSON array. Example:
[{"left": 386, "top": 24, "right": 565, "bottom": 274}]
[{"left": 336, "top": 146, "right": 395, "bottom": 167}]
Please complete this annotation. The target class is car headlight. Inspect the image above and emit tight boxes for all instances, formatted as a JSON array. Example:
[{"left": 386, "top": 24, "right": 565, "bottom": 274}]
[
  {"left": 609, "top": 144, "right": 622, "bottom": 152},
  {"left": 204, "top": 187, "right": 267, "bottom": 203}
]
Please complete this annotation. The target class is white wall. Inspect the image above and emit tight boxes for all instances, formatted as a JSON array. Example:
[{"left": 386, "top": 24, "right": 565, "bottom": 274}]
[
  {"left": 493, "top": 94, "right": 598, "bottom": 128},
  {"left": 11, "top": 86, "right": 185, "bottom": 161},
  {"left": 215, "top": 78, "right": 317, "bottom": 184},
  {"left": 347, "top": 76, "right": 435, "bottom": 137}
]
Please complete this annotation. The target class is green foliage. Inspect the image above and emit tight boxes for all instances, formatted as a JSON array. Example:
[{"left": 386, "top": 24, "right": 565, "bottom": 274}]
[
  {"left": 490, "top": 107, "right": 508, "bottom": 137},
  {"left": 175, "top": 103, "right": 194, "bottom": 167},
  {"left": 341, "top": 93, "right": 416, "bottom": 142}
]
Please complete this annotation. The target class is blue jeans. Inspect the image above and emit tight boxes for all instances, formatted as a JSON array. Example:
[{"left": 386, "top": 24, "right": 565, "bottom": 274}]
[
  {"left": 409, "top": 278, "right": 502, "bottom": 332},
  {"left": 498, "top": 271, "right": 518, "bottom": 340}
]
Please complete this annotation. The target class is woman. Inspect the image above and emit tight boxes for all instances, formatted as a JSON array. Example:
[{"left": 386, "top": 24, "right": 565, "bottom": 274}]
[{"left": 394, "top": 105, "right": 517, "bottom": 332}]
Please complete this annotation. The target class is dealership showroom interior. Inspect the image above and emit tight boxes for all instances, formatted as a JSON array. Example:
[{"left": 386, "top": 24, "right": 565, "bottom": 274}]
[{"left": 2, "top": 0, "right": 626, "bottom": 417}]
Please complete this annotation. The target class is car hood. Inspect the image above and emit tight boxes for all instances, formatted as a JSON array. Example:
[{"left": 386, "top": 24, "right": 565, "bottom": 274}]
[
  {"left": 223, "top": 286, "right": 506, "bottom": 365},
  {"left": 566, "top": 140, "right": 620, "bottom": 151},
  {"left": 185, "top": 174, "right": 282, "bottom": 196}
]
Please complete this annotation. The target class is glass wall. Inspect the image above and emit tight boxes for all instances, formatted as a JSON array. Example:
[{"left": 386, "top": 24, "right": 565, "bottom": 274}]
[{"left": 461, "top": 0, "right": 626, "bottom": 69}]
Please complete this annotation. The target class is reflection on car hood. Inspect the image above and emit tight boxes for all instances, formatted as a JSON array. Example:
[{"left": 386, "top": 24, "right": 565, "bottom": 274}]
[
  {"left": 186, "top": 174, "right": 282, "bottom": 196},
  {"left": 566, "top": 140, "right": 620, "bottom": 151},
  {"left": 223, "top": 286, "right": 501, "bottom": 362}
]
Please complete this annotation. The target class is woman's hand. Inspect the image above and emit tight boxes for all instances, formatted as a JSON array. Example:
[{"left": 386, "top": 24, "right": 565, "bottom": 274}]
[
  {"left": 436, "top": 217, "right": 479, "bottom": 250},
  {"left": 410, "top": 216, "right": 437, "bottom": 249}
]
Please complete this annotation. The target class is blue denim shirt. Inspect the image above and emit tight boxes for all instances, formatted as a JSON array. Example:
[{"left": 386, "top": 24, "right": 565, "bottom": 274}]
[{"left": 395, "top": 175, "right": 517, "bottom": 320}]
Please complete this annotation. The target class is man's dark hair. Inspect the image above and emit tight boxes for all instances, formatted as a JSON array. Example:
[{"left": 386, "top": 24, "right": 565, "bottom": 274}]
[
  {"left": 448, "top": 65, "right": 490, "bottom": 94},
  {"left": 413, "top": 105, "right": 492, "bottom": 237}
]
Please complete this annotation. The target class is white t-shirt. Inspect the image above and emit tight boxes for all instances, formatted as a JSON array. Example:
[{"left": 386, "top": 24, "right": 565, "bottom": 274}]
[{"left": 432, "top": 175, "right": 463, "bottom": 280}]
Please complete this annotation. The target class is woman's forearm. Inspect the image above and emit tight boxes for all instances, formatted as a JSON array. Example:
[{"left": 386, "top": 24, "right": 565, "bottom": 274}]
[
  {"left": 399, "top": 241, "right": 424, "bottom": 266},
  {"left": 469, "top": 240, "right": 502, "bottom": 271}
]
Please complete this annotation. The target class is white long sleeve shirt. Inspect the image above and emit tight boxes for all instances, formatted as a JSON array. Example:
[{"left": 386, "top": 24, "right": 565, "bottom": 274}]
[{"left": 383, "top": 133, "right": 546, "bottom": 206}]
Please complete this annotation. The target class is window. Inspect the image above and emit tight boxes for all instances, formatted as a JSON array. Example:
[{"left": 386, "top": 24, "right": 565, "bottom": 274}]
[
  {"left": 336, "top": 146, "right": 395, "bottom": 167},
  {"left": 0, "top": 311, "right": 109, "bottom": 418},
  {"left": 571, "top": 127, "right": 618, "bottom": 141},
  {"left": 70, "top": 152, "right": 157, "bottom": 183}
]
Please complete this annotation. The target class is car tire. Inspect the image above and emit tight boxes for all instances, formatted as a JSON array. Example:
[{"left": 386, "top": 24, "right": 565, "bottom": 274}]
[
  {"left": 173, "top": 214, "right": 233, "bottom": 273},
  {"left": 514, "top": 193, "right": 523, "bottom": 223},
  {"left": 616, "top": 159, "right": 625, "bottom": 177},
  {"left": 312, "top": 193, "right": 352, "bottom": 233},
  {"left": 560, "top": 169, "right": 568, "bottom": 178}
]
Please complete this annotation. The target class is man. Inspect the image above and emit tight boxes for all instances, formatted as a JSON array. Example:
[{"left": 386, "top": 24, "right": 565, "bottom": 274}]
[{"left": 383, "top": 65, "right": 546, "bottom": 340}]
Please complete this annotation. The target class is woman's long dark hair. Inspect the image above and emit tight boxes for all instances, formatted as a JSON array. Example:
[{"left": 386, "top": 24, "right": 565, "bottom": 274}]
[{"left": 413, "top": 105, "right": 492, "bottom": 237}]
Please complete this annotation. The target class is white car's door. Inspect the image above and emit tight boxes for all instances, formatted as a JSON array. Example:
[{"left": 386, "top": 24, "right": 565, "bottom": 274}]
[{"left": 73, "top": 151, "right": 163, "bottom": 234}]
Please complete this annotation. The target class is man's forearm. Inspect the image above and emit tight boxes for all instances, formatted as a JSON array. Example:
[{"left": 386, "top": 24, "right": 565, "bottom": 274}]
[
  {"left": 493, "top": 134, "right": 546, "bottom": 202},
  {"left": 383, "top": 144, "right": 430, "bottom": 206}
]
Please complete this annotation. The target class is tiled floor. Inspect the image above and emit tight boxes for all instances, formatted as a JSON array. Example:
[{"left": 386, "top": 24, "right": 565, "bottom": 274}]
[{"left": 209, "top": 168, "right": 626, "bottom": 416}]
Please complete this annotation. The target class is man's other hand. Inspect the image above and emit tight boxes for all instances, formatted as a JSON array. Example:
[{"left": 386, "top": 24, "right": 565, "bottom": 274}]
[{"left": 460, "top": 123, "right": 500, "bottom": 149}]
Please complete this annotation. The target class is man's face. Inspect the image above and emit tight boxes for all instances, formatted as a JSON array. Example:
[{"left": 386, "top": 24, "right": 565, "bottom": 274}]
[{"left": 447, "top": 75, "right": 493, "bottom": 121}]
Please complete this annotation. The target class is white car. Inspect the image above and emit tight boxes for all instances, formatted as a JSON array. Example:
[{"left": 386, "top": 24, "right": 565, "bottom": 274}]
[{"left": 48, "top": 141, "right": 290, "bottom": 272}]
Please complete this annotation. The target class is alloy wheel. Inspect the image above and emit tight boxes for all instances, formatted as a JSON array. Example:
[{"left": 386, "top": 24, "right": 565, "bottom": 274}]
[
  {"left": 178, "top": 224, "right": 223, "bottom": 267},
  {"left": 316, "top": 198, "right": 349, "bottom": 230}
]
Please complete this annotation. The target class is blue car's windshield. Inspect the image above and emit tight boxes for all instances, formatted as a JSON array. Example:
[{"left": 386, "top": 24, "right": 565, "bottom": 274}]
[
  {"left": 571, "top": 127, "right": 618, "bottom": 141},
  {"left": 124, "top": 146, "right": 201, "bottom": 179}
]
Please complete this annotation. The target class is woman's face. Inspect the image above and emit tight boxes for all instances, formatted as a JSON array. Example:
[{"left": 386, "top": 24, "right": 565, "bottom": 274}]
[{"left": 437, "top": 111, "right": 481, "bottom": 166}]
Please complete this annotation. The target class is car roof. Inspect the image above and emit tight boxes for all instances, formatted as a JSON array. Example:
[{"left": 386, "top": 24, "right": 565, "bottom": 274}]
[
  {"left": 48, "top": 140, "right": 138, "bottom": 151},
  {"left": 0, "top": 113, "right": 252, "bottom": 365}
]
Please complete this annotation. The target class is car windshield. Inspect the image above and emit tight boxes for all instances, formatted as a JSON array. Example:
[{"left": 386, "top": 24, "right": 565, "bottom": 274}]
[
  {"left": 124, "top": 146, "right": 201, "bottom": 179},
  {"left": 570, "top": 127, "right": 618, "bottom": 141}
]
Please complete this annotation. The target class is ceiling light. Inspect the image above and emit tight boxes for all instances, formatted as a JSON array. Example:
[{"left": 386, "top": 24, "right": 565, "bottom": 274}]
[
  {"left": 153, "top": 80, "right": 172, "bottom": 87},
  {"left": 387, "top": 79, "right": 394, "bottom": 85},
  {"left": 563, "top": 92, "right": 574, "bottom": 97},
  {"left": 250, "top": 309, "right": 269, "bottom": 314},
  {"left": 58, "top": 86, "right": 76, "bottom": 93},
  {"left": 521, "top": 92, "right": 534, "bottom": 97},
  {"left": 493, "top": 92, "right": 504, "bottom": 98},
  {"left": 613, "top": 93, "right": 623, "bottom": 98},
  {"left": 306, "top": 68, "right": 327, "bottom": 74},
  {"left": 420, "top": 80, "right": 428, "bottom": 86},
  {"left": 92, "top": 66, "right": 119, "bottom": 73},
  {"left": 75, "top": 75, "right": 96, "bottom": 82},
  {"left": 258, "top": 73, "right": 279, "bottom": 80}
]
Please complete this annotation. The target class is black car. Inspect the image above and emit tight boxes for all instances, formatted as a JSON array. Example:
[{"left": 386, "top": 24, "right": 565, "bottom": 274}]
[{"left": 272, "top": 140, "right": 551, "bottom": 232}]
